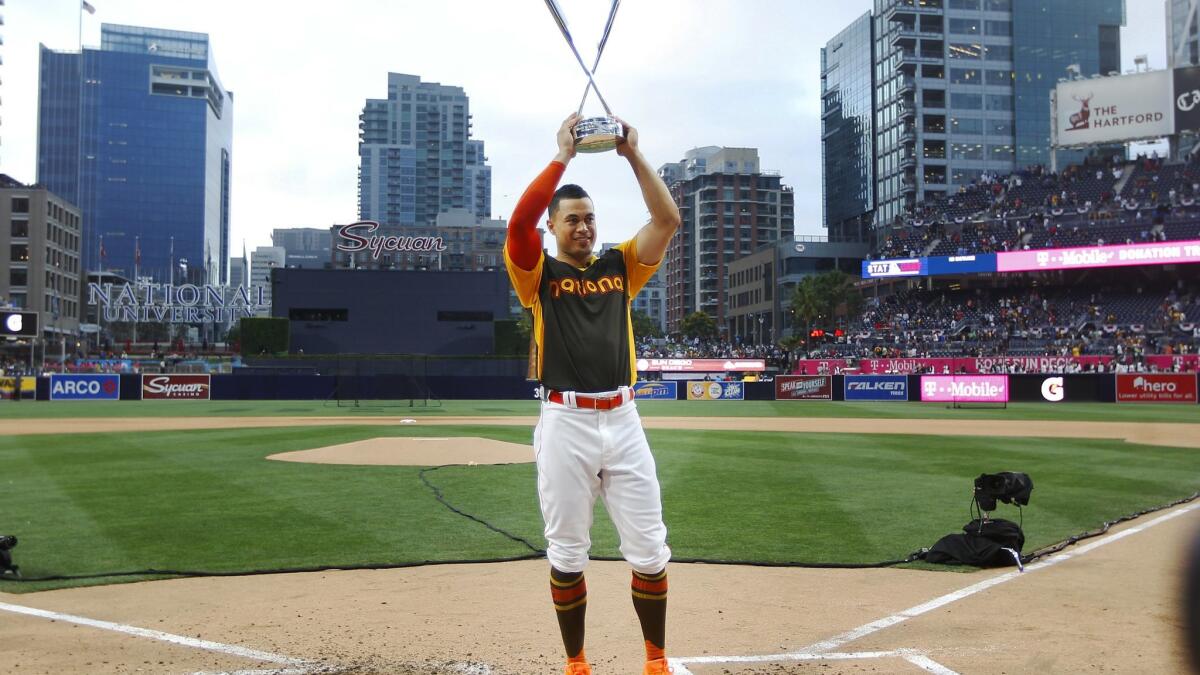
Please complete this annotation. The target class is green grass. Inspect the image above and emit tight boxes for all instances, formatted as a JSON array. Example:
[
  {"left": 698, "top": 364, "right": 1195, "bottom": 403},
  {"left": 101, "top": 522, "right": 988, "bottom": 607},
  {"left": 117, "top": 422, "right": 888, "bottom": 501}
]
[
  {"left": 2, "top": 422, "right": 1197, "bottom": 592},
  {"left": 1, "top": 399, "right": 1198, "bottom": 423}
]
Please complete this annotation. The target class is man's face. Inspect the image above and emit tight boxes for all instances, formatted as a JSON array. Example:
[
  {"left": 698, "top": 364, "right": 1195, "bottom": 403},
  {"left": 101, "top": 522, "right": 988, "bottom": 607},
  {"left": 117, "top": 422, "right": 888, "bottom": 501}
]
[{"left": 548, "top": 197, "right": 596, "bottom": 264}]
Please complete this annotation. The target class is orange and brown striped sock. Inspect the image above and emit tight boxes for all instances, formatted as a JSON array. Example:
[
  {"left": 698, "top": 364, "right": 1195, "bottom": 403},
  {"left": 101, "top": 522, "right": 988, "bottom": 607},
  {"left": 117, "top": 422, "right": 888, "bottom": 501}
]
[
  {"left": 631, "top": 568, "right": 668, "bottom": 661},
  {"left": 550, "top": 568, "right": 587, "bottom": 661}
]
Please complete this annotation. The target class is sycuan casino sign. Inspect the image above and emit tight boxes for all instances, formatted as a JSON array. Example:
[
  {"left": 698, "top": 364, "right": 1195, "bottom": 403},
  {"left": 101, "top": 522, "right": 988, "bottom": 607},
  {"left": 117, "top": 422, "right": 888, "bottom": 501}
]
[
  {"left": 88, "top": 283, "right": 268, "bottom": 323},
  {"left": 336, "top": 221, "right": 448, "bottom": 261}
]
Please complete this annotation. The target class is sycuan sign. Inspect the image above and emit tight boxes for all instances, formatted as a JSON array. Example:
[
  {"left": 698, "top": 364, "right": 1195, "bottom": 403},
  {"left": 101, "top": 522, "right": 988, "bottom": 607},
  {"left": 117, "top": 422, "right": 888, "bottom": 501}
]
[
  {"left": 88, "top": 283, "right": 268, "bottom": 323},
  {"left": 335, "top": 221, "right": 448, "bottom": 261}
]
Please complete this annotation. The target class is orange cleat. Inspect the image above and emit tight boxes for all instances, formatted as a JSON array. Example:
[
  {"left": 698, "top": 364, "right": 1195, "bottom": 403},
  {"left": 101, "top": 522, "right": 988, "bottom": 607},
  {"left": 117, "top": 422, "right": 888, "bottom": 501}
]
[
  {"left": 564, "top": 661, "right": 593, "bottom": 674},
  {"left": 643, "top": 657, "right": 674, "bottom": 674}
]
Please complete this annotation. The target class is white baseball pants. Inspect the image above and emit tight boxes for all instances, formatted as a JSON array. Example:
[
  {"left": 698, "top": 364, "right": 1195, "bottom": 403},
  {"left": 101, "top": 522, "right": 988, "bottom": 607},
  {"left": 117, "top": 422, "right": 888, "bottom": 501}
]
[{"left": 533, "top": 396, "right": 671, "bottom": 574}]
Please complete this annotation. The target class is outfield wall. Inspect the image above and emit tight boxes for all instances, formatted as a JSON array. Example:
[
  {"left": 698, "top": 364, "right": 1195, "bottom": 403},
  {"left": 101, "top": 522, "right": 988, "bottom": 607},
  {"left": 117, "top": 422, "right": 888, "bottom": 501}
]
[{"left": 25, "top": 372, "right": 1198, "bottom": 404}]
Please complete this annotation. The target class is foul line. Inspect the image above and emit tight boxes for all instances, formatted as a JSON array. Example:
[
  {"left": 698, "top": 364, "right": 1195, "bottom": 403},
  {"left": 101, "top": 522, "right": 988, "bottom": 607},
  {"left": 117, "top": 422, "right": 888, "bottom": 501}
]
[
  {"left": 671, "top": 502, "right": 1200, "bottom": 672},
  {"left": 0, "top": 601, "right": 308, "bottom": 667}
]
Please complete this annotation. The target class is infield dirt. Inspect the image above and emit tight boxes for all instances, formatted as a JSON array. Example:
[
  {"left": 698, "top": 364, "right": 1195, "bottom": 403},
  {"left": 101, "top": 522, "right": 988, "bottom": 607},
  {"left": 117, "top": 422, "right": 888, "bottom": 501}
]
[{"left": 1, "top": 415, "right": 1198, "bottom": 674}]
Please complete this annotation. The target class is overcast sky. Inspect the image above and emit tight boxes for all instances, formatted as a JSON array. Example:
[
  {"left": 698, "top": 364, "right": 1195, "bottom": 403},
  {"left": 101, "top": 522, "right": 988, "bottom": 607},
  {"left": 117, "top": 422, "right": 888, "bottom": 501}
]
[{"left": 3, "top": 0, "right": 1170, "bottom": 258}]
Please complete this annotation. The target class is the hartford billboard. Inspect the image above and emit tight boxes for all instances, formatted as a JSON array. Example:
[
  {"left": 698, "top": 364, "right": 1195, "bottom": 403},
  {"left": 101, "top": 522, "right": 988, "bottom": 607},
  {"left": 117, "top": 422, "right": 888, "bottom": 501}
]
[{"left": 1053, "top": 65, "right": 1200, "bottom": 148}]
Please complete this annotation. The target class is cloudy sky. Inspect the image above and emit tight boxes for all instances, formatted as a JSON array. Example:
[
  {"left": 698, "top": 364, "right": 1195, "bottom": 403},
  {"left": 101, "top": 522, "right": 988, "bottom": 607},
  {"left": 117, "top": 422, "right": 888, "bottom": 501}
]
[{"left": 3, "top": 0, "right": 1170, "bottom": 257}]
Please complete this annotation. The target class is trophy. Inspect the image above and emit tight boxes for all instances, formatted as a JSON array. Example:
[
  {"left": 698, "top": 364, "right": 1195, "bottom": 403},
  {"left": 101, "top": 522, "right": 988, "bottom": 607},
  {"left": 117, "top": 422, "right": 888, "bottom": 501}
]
[{"left": 544, "top": 0, "right": 624, "bottom": 153}]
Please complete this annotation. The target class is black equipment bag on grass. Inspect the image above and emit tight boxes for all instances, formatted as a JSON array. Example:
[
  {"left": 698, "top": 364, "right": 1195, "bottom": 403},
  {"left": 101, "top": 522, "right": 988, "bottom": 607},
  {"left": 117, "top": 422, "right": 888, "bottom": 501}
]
[{"left": 924, "top": 518, "right": 1024, "bottom": 567}]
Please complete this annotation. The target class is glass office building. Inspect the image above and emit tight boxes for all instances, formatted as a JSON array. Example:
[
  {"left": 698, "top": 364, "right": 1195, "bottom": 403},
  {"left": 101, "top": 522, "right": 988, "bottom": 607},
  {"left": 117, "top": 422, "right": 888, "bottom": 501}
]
[
  {"left": 358, "top": 73, "right": 492, "bottom": 226},
  {"left": 821, "top": 12, "right": 876, "bottom": 243},
  {"left": 37, "top": 24, "right": 233, "bottom": 284},
  {"left": 826, "top": 1, "right": 1124, "bottom": 229}
]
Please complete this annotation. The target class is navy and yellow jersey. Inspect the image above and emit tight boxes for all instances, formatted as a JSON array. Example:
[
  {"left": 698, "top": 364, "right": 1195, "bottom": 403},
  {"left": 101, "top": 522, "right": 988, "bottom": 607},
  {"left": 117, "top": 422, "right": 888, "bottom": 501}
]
[{"left": 504, "top": 236, "right": 659, "bottom": 393}]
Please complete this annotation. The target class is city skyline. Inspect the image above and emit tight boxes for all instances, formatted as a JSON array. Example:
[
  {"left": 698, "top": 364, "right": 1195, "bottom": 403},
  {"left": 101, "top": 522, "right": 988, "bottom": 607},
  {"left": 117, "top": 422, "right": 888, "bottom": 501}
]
[{"left": 4, "top": 1, "right": 1169, "bottom": 265}]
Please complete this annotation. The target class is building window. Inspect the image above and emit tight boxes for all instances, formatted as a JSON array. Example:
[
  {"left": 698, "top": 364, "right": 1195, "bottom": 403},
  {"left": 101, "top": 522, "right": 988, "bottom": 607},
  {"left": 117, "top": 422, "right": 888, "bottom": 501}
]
[
  {"left": 950, "top": 93, "right": 983, "bottom": 109},
  {"left": 989, "top": 144, "right": 1014, "bottom": 160},
  {"left": 948, "top": 43, "right": 983, "bottom": 60},
  {"left": 9, "top": 269, "right": 27, "bottom": 287},
  {"left": 984, "top": 0, "right": 1011, "bottom": 10},
  {"left": 985, "top": 20, "right": 1011, "bottom": 36},
  {"left": 951, "top": 142, "right": 984, "bottom": 159},
  {"left": 985, "top": 69, "right": 1013, "bottom": 86},
  {"left": 948, "top": 18, "right": 980, "bottom": 35},
  {"left": 949, "top": 117, "right": 983, "bottom": 134},
  {"left": 986, "top": 94, "right": 1013, "bottom": 112},
  {"left": 10, "top": 245, "right": 29, "bottom": 262},
  {"left": 948, "top": 0, "right": 979, "bottom": 8},
  {"left": 984, "top": 45, "right": 1012, "bottom": 61},
  {"left": 950, "top": 68, "right": 981, "bottom": 84},
  {"left": 11, "top": 220, "right": 29, "bottom": 238},
  {"left": 11, "top": 197, "right": 29, "bottom": 213}
]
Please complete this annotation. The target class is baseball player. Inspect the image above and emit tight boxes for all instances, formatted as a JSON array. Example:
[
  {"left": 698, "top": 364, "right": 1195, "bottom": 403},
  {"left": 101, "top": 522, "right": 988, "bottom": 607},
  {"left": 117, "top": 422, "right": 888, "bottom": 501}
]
[{"left": 504, "top": 112, "right": 681, "bottom": 675}]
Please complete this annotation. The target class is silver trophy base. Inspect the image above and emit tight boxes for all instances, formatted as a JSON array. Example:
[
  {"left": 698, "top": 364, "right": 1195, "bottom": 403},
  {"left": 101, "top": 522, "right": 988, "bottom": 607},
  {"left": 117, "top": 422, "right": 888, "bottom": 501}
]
[{"left": 574, "top": 115, "right": 624, "bottom": 153}]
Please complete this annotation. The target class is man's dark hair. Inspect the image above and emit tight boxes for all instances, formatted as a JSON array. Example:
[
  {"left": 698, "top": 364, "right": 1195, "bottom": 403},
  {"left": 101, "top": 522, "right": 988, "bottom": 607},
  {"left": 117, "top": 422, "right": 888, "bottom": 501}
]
[{"left": 549, "top": 184, "right": 591, "bottom": 218}]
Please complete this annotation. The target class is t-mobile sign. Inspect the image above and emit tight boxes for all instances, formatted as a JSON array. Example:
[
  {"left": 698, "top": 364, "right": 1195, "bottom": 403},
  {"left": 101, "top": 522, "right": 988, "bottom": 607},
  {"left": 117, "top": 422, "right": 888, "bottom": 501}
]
[
  {"left": 996, "top": 239, "right": 1200, "bottom": 273},
  {"left": 920, "top": 375, "right": 1009, "bottom": 403}
]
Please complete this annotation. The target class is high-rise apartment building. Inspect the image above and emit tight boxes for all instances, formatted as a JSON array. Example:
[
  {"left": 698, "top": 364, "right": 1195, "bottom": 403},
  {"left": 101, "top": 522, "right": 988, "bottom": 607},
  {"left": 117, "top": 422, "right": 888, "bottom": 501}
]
[
  {"left": 659, "top": 147, "right": 794, "bottom": 334},
  {"left": 358, "top": 73, "right": 492, "bottom": 227},
  {"left": 825, "top": 0, "right": 1124, "bottom": 230},
  {"left": 37, "top": 24, "right": 233, "bottom": 284}
]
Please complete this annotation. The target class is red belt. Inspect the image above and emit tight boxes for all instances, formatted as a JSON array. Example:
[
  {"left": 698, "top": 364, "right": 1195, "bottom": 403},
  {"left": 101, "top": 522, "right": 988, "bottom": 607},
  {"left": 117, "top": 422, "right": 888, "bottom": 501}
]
[{"left": 545, "top": 389, "right": 631, "bottom": 410}]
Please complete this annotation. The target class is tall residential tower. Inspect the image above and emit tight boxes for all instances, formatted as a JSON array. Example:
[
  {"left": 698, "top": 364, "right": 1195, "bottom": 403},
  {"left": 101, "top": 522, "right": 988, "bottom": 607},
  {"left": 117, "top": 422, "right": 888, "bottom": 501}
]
[{"left": 358, "top": 73, "right": 492, "bottom": 226}]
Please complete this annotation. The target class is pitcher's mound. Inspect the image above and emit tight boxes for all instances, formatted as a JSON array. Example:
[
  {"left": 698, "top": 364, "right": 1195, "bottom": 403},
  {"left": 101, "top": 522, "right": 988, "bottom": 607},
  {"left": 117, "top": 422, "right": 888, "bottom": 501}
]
[{"left": 267, "top": 436, "right": 534, "bottom": 466}]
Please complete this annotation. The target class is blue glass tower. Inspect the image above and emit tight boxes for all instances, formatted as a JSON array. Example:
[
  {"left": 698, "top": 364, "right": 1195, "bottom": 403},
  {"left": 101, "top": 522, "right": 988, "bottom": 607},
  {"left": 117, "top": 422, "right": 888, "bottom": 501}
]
[
  {"left": 822, "top": 12, "right": 876, "bottom": 243},
  {"left": 37, "top": 24, "right": 233, "bottom": 284}
]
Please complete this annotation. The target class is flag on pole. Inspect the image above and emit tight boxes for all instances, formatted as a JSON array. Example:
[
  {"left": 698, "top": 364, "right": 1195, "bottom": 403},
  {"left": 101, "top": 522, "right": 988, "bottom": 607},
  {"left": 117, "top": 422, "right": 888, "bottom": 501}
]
[
  {"left": 99, "top": 235, "right": 106, "bottom": 261},
  {"left": 81, "top": 1, "right": 97, "bottom": 15},
  {"left": 135, "top": 236, "right": 141, "bottom": 267}
]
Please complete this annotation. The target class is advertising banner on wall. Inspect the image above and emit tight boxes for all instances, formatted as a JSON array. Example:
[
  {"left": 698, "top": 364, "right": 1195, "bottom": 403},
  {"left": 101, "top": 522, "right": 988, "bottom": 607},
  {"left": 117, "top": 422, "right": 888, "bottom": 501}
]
[
  {"left": 49, "top": 374, "right": 121, "bottom": 400},
  {"left": 141, "top": 374, "right": 212, "bottom": 400},
  {"left": 861, "top": 258, "right": 925, "bottom": 279},
  {"left": 0, "top": 376, "right": 35, "bottom": 400},
  {"left": 1173, "top": 65, "right": 1200, "bottom": 133},
  {"left": 844, "top": 375, "right": 908, "bottom": 401},
  {"left": 996, "top": 239, "right": 1200, "bottom": 273},
  {"left": 686, "top": 381, "right": 745, "bottom": 401},
  {"left": 1116, "top": 373, "right": 1197, "bottom": 403},
  {"left": 633, "top": 381, "right": 678, "bottom": 400},
  {"left": 919, "top": 375, "right": 1009, "bottom": 403},
  {"left": 1054, "top": 70, "right": 1174, "bottom": 147},
  {"left": 637, "top": 358, "right": 765, "bottom": 373},
  {"left": 774, "top": 375, "right": 833, "bottom": 401}
]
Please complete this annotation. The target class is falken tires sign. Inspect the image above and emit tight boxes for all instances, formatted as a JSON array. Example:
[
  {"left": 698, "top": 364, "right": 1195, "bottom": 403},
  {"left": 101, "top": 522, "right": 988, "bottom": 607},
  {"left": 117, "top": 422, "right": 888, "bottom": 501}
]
[
  {"left": 844, "top": 375, "right": 908, "bottom": 401},
  {"left": 141, "top": 374, "right": 211, "bottom": 400},
  {"left": 49, "top": 374, "right": 120, "bottom": 400}
]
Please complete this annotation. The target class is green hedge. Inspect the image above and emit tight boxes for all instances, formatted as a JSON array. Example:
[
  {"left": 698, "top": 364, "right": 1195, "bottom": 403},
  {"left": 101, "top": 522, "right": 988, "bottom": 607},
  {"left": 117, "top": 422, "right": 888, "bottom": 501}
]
[{"left": 240, "top": 317, "right": 290, "bottom": 356}]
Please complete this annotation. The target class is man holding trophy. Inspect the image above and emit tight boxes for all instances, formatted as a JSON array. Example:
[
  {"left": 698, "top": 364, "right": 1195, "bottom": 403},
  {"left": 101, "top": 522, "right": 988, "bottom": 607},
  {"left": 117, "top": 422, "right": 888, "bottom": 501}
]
[
  {"left": 504, "top": 4, "right": 681, "bottom": 671},
  {"left": 504, "top": 106, "right": 680, "bottom": 673}
]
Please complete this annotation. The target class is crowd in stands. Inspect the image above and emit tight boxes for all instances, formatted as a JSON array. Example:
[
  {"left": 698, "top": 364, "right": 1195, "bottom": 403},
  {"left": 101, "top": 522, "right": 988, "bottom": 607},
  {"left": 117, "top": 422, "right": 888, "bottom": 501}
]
[
  {"left": 637, "top": 336, "right": 791, "bottom": 370},
  {"left": 873, "top": 153, "right": 1200, "bottom": 261},
  {"left": 803, "top": 282, "right": 1200, "bottom": 363}
]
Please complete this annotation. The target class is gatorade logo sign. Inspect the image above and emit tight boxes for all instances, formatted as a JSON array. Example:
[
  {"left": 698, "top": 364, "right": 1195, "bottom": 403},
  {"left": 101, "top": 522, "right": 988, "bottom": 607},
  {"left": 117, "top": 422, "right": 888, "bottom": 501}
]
[
  {"left": 141, "top": 374, "right": 211, "bottom": 400},
  {"left": 1116, "top": 373, "right": 1197, "bottom": 403},
  {"left": 50, "top": 374, "right": 121, "bottom": 400},
  {"left": 1040, "top": 377, "right": 1065, "bottom": 402}
]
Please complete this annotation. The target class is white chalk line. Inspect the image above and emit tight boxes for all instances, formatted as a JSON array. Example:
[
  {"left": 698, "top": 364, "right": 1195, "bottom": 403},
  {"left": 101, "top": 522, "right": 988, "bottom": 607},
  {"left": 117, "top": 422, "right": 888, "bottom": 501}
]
[
  {"left": 668, "top": 649, "right": 959, "bottom": 674},
  {"left": 0, "top": 600, "right": 309, "bottom": 667},
  {"left": 672, "top": 502, "right": 1200, "bottom": 671}
]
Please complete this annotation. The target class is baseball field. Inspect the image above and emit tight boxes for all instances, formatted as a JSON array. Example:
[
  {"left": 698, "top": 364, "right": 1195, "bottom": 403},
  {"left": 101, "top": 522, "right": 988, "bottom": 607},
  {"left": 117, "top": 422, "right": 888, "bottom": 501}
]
[{"left": 1, "top": 400, "right": 1198, "bottom": 674}]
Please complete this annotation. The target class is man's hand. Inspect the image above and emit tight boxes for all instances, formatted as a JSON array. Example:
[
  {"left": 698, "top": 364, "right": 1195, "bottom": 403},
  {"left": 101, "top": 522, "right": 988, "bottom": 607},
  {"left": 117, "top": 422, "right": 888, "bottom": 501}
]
[
  {"left": 555, "top": 113, "right": 580, "bottom": 164},
  {"left": 614, "top": 116, "right": 640, "bottom": 159}
]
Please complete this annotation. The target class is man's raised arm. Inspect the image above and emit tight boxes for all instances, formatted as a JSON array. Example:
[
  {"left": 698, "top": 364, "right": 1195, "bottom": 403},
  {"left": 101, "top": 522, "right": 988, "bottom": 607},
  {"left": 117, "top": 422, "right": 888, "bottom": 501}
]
[
  {"left": 506, "top": 113, "right": 579, "bottom": 270},
  {"left": 616, "top": 118, "right": 681, "bottom": 265}
]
